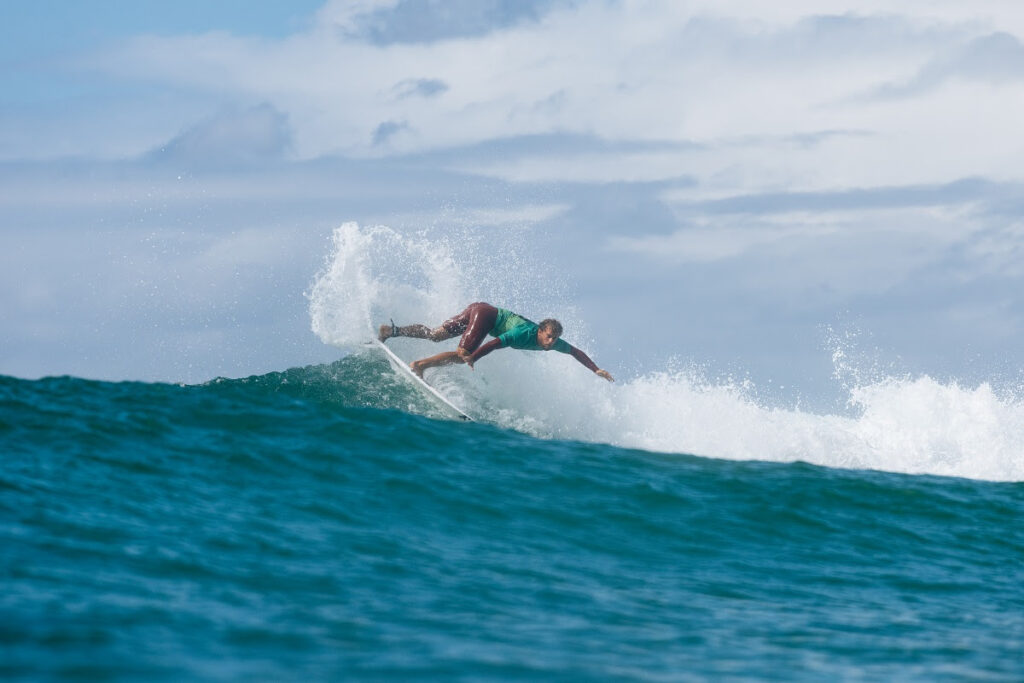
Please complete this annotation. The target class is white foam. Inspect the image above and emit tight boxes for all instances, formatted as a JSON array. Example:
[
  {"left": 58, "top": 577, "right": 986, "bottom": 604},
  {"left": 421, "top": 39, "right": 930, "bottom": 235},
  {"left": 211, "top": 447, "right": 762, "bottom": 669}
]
[
  {"left": 308, "top": 222, "right": 1024, "bottom": 482},
  {"left": 538, "top": 365, "right": 1024, "bottom": 482}
]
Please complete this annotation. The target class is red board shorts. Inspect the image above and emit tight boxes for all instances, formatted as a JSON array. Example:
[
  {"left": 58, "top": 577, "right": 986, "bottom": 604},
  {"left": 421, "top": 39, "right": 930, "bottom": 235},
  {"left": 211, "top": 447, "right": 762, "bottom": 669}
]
[{"left": 441, "top": 302, "right": 498, "bottom": 353}]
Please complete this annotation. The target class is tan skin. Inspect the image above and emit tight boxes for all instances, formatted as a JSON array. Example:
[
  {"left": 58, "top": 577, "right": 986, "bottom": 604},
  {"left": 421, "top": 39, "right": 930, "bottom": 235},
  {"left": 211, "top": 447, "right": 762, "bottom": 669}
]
[{"left": 379, "top": 322, "right": 614, "bottom": 382}]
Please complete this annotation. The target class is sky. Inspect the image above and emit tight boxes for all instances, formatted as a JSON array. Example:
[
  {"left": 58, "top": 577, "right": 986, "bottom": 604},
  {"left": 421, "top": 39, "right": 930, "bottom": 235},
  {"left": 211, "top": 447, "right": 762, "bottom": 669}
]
[{"left": 3, "top": 0, "right": 1024, "bottom": 408}]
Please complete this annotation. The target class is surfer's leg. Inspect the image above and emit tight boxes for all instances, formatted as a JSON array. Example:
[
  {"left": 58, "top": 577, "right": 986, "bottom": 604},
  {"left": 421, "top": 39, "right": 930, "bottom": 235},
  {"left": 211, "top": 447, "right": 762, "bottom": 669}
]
[
  {"left": 381, "top": 304, "right": 476, "bottom": 343},
  {"left": 380, "top": 323, "right": 431, "bottom": 341},
  {"left": 378, "top": 321, "right": 398, "bottom": 342},
  {"left": 457, "top": 303, "right": 498, "bottom": 358},
  {"left": 410, "top": 351, "right": 465, "bottom": 377},
  {"left": 379, "top": 322, "right": 461, "bottom": 342}
]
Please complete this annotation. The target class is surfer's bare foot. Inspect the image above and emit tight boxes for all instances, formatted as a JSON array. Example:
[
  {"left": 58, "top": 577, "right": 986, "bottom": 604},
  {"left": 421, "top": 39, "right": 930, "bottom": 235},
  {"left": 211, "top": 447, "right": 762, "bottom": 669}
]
[
  {"left": 378, "top": 324, "right": 393, "bottom": 342},
  {"left": 410, "top": 361, "right": 425, "bottom": 378}
]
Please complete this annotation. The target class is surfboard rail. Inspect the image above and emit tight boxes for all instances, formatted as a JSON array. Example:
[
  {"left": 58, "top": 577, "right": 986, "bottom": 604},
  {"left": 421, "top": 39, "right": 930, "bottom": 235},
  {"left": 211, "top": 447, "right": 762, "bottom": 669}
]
[{"left": 369, "top": 340, "right": 472, "bottom": 421}]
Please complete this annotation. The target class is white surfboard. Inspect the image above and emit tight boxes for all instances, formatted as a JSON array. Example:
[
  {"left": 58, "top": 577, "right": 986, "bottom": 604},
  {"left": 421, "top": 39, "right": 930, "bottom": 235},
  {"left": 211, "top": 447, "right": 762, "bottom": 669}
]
[{"left": 369, "top": 340, "right": 472, "bottom": 421}]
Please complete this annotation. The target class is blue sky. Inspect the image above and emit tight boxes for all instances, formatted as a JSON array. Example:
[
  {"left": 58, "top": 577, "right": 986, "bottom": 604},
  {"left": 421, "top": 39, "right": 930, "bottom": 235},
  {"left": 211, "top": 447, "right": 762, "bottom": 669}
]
[
  {"left": 3, "top": 0, "right": 1024, "bottom": 408},
  {"left": 1, "top": 2, "right": 321, "bottom": 103}
]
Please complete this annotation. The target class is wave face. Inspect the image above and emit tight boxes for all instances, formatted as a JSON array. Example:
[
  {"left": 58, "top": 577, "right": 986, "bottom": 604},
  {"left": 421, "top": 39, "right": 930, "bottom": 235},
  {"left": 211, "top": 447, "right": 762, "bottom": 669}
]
[
  {"left": 307, "top": 222, "right": 1024, "bottom": 482},
  {"left": 3, "top": 369, "right": 1023, "bottom": 680}
]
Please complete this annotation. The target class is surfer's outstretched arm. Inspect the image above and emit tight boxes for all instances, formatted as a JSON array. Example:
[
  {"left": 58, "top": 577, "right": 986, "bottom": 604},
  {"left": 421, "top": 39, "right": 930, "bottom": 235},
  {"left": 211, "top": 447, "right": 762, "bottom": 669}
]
[
  {"left": 467, "top": 339, "right": 614, "bottom": 381},
  {"left": 567, "top": 344, "right": 614, "bottom": 382}
]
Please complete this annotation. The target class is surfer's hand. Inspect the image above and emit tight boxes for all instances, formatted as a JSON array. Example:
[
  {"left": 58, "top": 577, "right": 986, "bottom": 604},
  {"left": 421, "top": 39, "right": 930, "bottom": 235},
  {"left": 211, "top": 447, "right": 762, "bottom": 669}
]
[
  {"left": 464, "top": 356, "right": 475, "bottom": 370},
  {"left": 596, "top": 369, "right": 614, "bottom": 382}
]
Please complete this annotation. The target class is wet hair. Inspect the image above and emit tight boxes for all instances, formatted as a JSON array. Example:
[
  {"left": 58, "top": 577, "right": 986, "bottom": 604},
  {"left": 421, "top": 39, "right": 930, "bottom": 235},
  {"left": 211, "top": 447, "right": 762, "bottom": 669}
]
[{"left": 538, "top": 318, "right": 563, "bottom": 336}]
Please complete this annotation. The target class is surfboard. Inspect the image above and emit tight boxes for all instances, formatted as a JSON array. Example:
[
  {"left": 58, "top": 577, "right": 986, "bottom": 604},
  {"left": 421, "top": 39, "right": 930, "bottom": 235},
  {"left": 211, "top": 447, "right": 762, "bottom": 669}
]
[{"left": 369, "top": 340, "right": 472, "bottom": 421}]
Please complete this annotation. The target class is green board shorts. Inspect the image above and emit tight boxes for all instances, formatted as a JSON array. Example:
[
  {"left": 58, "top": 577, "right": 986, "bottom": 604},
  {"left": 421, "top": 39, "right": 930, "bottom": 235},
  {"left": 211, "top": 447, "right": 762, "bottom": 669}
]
[{"left": 441, "top": 303, "right": 532, "bottom": 352}]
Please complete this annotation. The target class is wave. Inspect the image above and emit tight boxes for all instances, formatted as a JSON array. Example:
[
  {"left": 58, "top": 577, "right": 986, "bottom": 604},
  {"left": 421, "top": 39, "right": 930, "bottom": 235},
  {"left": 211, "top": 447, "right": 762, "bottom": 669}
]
[
  {"left": 6, "top": 367, "right": 1021, "bottom": 680},
  {"left": 301, "top": 222, "right": 1024, "bottom": 482},
  {"left": 4, "top": 348, "right": 1023, "bottom": 484}
]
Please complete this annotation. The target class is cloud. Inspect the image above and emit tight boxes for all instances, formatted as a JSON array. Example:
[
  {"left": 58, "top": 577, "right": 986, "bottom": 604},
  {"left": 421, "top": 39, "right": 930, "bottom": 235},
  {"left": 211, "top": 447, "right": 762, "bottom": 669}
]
[
  {"left": 321, "top": 0, "right": 577, "bottom": 45},
  {"left": 608, "top": 219, "right": 835, "bottom": 263},
  {"left": 391, "top": 77, "right": 449, "bottom": 99},
  {"left": 66, "top": 1, "right": 1021, "bottom": 201},
  {"left": 665, "top": 178, "right": 1002, "bottom": 215},
  {"left": 865, "top": 31, "right": 1024, "bottom": 99},
  {"left": 963, "top": 216, "right": 1024, "bottom": 277},
  {"left": 603, "top": 179, "right": 1020, "bottom": 307},
  {"left": 371, "top": 119, "right": 409, "bottom": 146},
  {"left": 383, "top": 203, "right": 570, "bottom": 229},
  {"left": 314, "top": 0, "right": 402, "bottom": 35},
  {"left": 148, "top": 104, "right": 293, "bottom": 167},
  {"left": 601, "top": 200, "right": 994, "bottom": 326}
]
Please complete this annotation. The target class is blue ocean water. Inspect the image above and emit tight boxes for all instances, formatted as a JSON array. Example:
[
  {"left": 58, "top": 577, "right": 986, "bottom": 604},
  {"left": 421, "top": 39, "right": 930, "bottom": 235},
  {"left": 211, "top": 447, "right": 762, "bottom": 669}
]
[{"left": 3, "top": 352, "right": 1023, "bottom": 681}]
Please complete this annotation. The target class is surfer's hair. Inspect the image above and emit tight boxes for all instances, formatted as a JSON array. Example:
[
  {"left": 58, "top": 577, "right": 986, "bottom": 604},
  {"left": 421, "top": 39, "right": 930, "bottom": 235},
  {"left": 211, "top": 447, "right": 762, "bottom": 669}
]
[{"left": 538, "top": 318, "right": 563, "bottom": 337}]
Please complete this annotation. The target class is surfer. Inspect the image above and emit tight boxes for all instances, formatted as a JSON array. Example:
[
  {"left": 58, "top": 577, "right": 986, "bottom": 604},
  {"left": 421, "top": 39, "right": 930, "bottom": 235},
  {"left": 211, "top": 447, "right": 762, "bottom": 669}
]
[{"left": 379, "top": 302, "right": 614, "bottom": 382}]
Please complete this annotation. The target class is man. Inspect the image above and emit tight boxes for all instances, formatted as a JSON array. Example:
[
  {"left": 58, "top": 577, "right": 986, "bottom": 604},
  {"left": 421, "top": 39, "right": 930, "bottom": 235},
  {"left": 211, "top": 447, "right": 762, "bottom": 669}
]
[{"left": 379, "top": 301, "right": 614, "bottom": 381}]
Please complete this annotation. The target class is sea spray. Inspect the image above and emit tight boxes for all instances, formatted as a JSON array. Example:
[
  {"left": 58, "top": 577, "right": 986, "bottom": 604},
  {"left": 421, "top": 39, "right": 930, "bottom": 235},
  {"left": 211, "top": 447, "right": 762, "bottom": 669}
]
[
  {"left": 307, "top": 223, "right": 379, "bottom": 346},
  {"left": 477, "top": 351, "right": 1024, "bottom": 481},
  {"left": 307, "top": 222, "right": 467, "bottom": 347},
  {"left": 307, "top": 222, "right": 1024, "bottom": 482},
  {"left": 847, "top": 376, "right": 1024, "bottom": 481},
  {"left": 308, "top": 221, "right": 585, "bottom": 349}
]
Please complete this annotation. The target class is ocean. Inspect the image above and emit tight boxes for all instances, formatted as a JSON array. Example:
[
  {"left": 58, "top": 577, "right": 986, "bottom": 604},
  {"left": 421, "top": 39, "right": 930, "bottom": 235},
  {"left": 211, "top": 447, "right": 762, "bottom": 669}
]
[
  {"left": 4, "top": 221, "right": 1023, "bottom": 680},
  {"left": 3, "top": 353, "right": 1023, "bottom": 681}
]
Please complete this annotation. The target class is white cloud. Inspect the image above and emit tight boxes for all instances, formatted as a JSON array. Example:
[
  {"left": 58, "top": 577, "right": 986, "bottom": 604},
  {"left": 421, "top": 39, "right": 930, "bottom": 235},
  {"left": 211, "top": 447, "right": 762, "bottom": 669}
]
[
  {"left": 608, "top": 216, "right": 838, "bottom": 263},
  {"left": 965, "top": 217, "right": 1024, "bottom": 276},
  {"left": 861, "top": 31, "right": 1024, "bottom": 100},
  {"left": 314, "top": 0, "right": 402, "bottom": 35},
  {"left": 604, "top": 202, "right": 989, "bottom": 302},
  {"left": 391, "top": 77, "right": 449, "bottom": 99},
  {"left": 71, "top": 0, "right": 1024, "bottom": 198},
  {"left": 409, "top": 203, "right": 569, "bottom": 228},
  {"left": 152, "top": 104, "right": 293, "bottom": 165}
]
